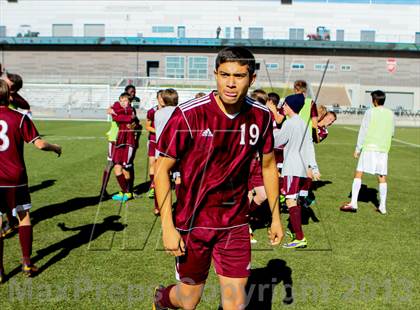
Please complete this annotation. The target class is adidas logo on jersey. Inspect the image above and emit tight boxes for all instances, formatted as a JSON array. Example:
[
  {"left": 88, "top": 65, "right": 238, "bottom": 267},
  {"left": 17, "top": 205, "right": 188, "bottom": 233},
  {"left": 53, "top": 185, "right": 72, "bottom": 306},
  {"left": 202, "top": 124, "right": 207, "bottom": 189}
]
[{"left": 201, "top": 128, "right": 213, "bottom": 137}]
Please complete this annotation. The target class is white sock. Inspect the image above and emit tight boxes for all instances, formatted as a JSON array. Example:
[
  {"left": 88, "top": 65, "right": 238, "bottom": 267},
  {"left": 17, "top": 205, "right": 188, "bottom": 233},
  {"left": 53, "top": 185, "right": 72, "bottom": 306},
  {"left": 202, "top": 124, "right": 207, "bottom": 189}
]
[
  {"left": 350, "top": 178, "right": 362, "bottom": 208},
  {"left": 379, "top": 183, "right": 387, "bottom": 209}
]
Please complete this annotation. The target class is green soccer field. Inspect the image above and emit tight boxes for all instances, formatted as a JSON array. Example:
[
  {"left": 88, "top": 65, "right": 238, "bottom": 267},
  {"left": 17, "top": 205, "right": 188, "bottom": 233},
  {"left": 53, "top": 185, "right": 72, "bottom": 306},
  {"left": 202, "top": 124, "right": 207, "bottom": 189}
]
[{"left": 1, "top": 121, "right": 419, "bottom": 309}]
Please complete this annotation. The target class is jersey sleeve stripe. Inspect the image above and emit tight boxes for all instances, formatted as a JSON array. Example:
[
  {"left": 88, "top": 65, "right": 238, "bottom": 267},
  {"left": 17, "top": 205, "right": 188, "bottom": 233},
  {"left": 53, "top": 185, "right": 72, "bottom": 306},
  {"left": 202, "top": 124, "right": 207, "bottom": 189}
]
[
  {"left": 179, "top": 97, "right": 211, "bottom": 111},
  {"left": 28, "top": 136, "right": 41, "bottom": 144},
  {"left": 181, "top": 100, "right": 210, "bottom": 112}
]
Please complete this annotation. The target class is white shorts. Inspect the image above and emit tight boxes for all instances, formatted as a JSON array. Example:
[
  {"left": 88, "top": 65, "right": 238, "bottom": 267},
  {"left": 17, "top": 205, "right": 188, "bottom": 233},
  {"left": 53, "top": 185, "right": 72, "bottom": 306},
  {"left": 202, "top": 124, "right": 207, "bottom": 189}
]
[{"left": 356, "top": 151, "right": 388, "bottom": 176}]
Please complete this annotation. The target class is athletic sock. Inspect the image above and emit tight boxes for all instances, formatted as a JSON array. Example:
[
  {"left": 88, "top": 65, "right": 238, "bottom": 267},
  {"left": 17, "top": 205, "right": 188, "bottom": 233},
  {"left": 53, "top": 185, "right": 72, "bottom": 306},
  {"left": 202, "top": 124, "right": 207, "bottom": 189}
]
[
  {"left": 19, "top": 225, "right": 32, "bottom": 265},
  {"left": 350, "top": 178, "right": 362, "bottom": 209},
  {"left": 116, "top": 174, "right": 128, "bottom": 193},
  {"left": 157, "top": 284, "right": 177, "bottom": 309},
  {"left": 289, "top": 205, "right": 303, "bottom": 240},
  {"left": 150, "top": 174, "right": 154, "bottom": 186},
  {"left": 379, "top": 183, "right": 387, "bottom": 209}
]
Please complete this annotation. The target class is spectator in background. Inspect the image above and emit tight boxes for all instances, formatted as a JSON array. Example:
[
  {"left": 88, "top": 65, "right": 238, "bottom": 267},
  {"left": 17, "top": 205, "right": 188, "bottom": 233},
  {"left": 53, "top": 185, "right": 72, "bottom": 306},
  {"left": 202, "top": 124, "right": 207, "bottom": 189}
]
[
  {"left": 195, "top": 92, "right": 206, "bottom": 99},
  {"left": 1, "top": 72, "right": 31, "bottom": 114},
  {"left": 216, "top": 26, "right": 221, "bottom": 39},
  {"left": 125, "top": 85, "right": 140, "bottom": 109}
]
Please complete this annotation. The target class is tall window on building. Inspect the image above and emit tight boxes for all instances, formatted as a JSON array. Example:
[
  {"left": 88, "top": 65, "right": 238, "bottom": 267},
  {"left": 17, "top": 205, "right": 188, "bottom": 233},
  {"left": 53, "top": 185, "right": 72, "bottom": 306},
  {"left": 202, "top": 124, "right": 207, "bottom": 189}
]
[
  {"left": 289, "top": 28, "right": 304, "bottom": 40},
  {"left": 177, "top": 26, "right": 186, "bottom": 38},
  {"left": 52, "top": 24, "right": 73, "bottom": 37},
  {"left": 225, "top": 27, "right": 231, "bottom": 39},
  {"left": 188, "top": 57, "right": 208, "bottom": 80},
  {"left": 84, "top": 24, "right": 105, "bottom": 37},
  {"left": 0, "top": 26, "right": 6, "bottom": 37},
  {"left": 166, "top": 56, "right": 185, "bottom": 78},
  {"left": 249, "top": 27, "right": 263, "bottom": 39},
  {"left": 234, "top": 27, "right": 242, "bottom": 39},
  {"left": 336, "top": 29, "right": 344, "bottom": 41},
  {"left": 360, "top": 30, "right": 375, "bottom": 42}
]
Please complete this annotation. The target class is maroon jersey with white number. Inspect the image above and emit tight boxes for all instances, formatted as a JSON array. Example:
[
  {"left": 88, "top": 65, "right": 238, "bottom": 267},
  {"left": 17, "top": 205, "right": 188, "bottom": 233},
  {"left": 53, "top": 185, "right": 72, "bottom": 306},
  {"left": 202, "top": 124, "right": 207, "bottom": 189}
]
[
  {"left": 0, "top": 106, "right": 39, "bottom": 187},
  {"left": 315, "top": 125, "right": 329, "bottom": 143},
  {"left": 147, "top": 106, "right": 158, "bottom": 142},
  {"left": 157, "top": 92, "right": 273, "bottom": 230}
]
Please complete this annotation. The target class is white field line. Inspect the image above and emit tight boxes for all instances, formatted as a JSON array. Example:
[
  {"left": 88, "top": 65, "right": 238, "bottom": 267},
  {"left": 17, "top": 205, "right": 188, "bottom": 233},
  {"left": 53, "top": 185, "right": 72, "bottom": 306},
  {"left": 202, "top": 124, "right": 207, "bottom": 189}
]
[{"left": 342, "top": 126, "right": 420, "bottom": 149}]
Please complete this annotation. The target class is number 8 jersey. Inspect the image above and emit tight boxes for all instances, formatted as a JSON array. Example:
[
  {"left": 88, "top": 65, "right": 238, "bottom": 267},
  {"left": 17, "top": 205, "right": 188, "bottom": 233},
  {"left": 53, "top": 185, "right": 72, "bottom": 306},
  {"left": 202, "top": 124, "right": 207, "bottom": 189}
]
[
  {"left": 157, "top": 92, "right": 273, "bottom": 231},
  {"left": 0, "top": 106, "right": 40, "bottom": 187}
]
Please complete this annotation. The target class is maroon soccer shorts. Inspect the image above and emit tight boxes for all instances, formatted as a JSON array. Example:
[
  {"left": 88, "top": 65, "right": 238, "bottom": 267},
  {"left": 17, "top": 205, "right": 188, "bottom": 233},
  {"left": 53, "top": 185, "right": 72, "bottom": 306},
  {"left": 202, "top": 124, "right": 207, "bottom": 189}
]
[
  {"left": 248, "top": 158, "right": 264, "bottom": 191},
  {"left": 107, "top": 141, "right": 116, "bottom": 162},
  {"left": 112, "top": 145, "right": 135, "bottom": 169},
  {"left": 281, "top": 176, "right": 303, "bottom": 199},
  {"left": 148, "top": 140, "right": 156, "bottom": 157},
  {"left": 175, "top": 225, "right": 251, "bottom": 284},
  {"left": 0, "top": 186, "right": 31, "bottom": 217},
  {"left": 299, "top": 177, "right": 312, "bottom": 195}
]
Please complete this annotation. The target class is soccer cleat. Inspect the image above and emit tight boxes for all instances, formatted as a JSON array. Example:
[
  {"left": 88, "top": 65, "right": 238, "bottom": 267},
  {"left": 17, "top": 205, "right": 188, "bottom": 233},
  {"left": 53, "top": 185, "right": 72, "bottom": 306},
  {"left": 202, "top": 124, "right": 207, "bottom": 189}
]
[
  {"left": 279, "top": 194, "right": 286, "bottom": 204},
  {"left": 112, "top": 192, "right": 125, "bottom": 201},
  {"left": 22, "top": 264, "right": 38, "bottom": 277},
  {"left": 340, "top": 203, "right": 357, "bottom": 213},
  {"left": 250, "top": 234, "right": 258, "bottom": 244},
  {"left": 1, "top": 221, "right": 18, "bottom": 238},
  {"left": 123, "top": 192, "right": 133, "bottom": 202},
  {"left": 152, "top": 285, "right": 168, "bottom": 310},
  {"left": 377, "top": 206, "right": 387, "bottom": 215},
  {"left": 148, "top": 188, "right": 155, "bottom": 199},
  {"left": 283, "top": 238, "right": 307, "bottom": 249},
  {"left": 286, "top": 230, "right": 295, "bottom": 240}
]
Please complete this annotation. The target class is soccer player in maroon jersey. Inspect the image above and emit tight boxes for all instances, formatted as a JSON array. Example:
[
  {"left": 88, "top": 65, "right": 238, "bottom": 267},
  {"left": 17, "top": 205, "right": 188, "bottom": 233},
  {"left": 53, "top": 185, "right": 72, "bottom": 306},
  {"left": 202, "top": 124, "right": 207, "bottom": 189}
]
[
  {"left": 315, "top": 111, "right": 337, "bottom": 143},
  {"left": 1, "top": 72, "right": 31, "bottom": 112},
  {"left": 110, "top": 92, "right": 138, "bottom": 202},
  {"left": 153, "top": 47, "right": 284, "bottom": 310},
  {"left": 145, "top": 90, "right": 164, "bottom": 198},
  {"left": 0, "top": 80, "right": 61, "bottom": 281}
]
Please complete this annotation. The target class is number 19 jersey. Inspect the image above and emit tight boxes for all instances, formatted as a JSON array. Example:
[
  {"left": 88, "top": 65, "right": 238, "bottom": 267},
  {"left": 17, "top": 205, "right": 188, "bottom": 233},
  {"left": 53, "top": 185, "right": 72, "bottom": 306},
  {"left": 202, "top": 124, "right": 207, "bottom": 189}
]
[{"left": 157, "top": 92, "right": 273, "bottom": 231}]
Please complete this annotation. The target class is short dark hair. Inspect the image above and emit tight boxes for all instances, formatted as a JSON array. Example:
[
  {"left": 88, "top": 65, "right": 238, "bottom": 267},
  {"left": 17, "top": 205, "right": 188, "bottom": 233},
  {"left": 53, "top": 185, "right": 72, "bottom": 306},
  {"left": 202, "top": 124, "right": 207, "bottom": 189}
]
[
  {"left": 119, "top": 92, "right": 131, "bottom": 101},
  {"left": 195, "top": 92, "right": 206, "bottom": 99},
  {"left": 370, "top": 90, "right": 386, "bottom": 106},
  {"left": 250, "top": 89, "right": 268, "bottom": 105},
  {"left": 161, "top": 88, "right": 178, "bottom": 107},
  {"left": 157, "top": 89, "right": 164, "bottom": 98},
  {"left": 215, "top": 47, "right": 256, "bottom": 76},
  {"left": 6, "top": 72, "right": 23, "bottom": 92},
  {"left": 294, "top": 80, "right": 307, "bottom": 93},
  {"left": 125, "top": 85, "right": 135, "bottom": 92},
  {"left": 268, "top": 92, "right": 280, "bottom": 105},
  {"left": 0, "top": 80, "right": 10, "bottom": 106}
]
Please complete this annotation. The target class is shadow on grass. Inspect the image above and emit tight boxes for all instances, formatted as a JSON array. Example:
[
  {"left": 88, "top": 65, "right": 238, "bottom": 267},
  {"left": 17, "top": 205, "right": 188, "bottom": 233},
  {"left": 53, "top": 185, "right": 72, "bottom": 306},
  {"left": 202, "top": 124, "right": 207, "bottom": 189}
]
[
  {"left": 29, "top": 179, "right": 56, "bottom": 194},
  {"left": 4, "top": 216, "right": 126, "bottom": 280},
  {"left": 245, "top": 259, "right": 293, "bottom": 309},
  {"left": 311, "top": 180, "right": 332, "bottom": 191},
  {"left": 348, "top": 184, "right": 379, "bottom": 207},
  {"left": 133, "top": 181, "right": 152, "bottom": 195}
]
